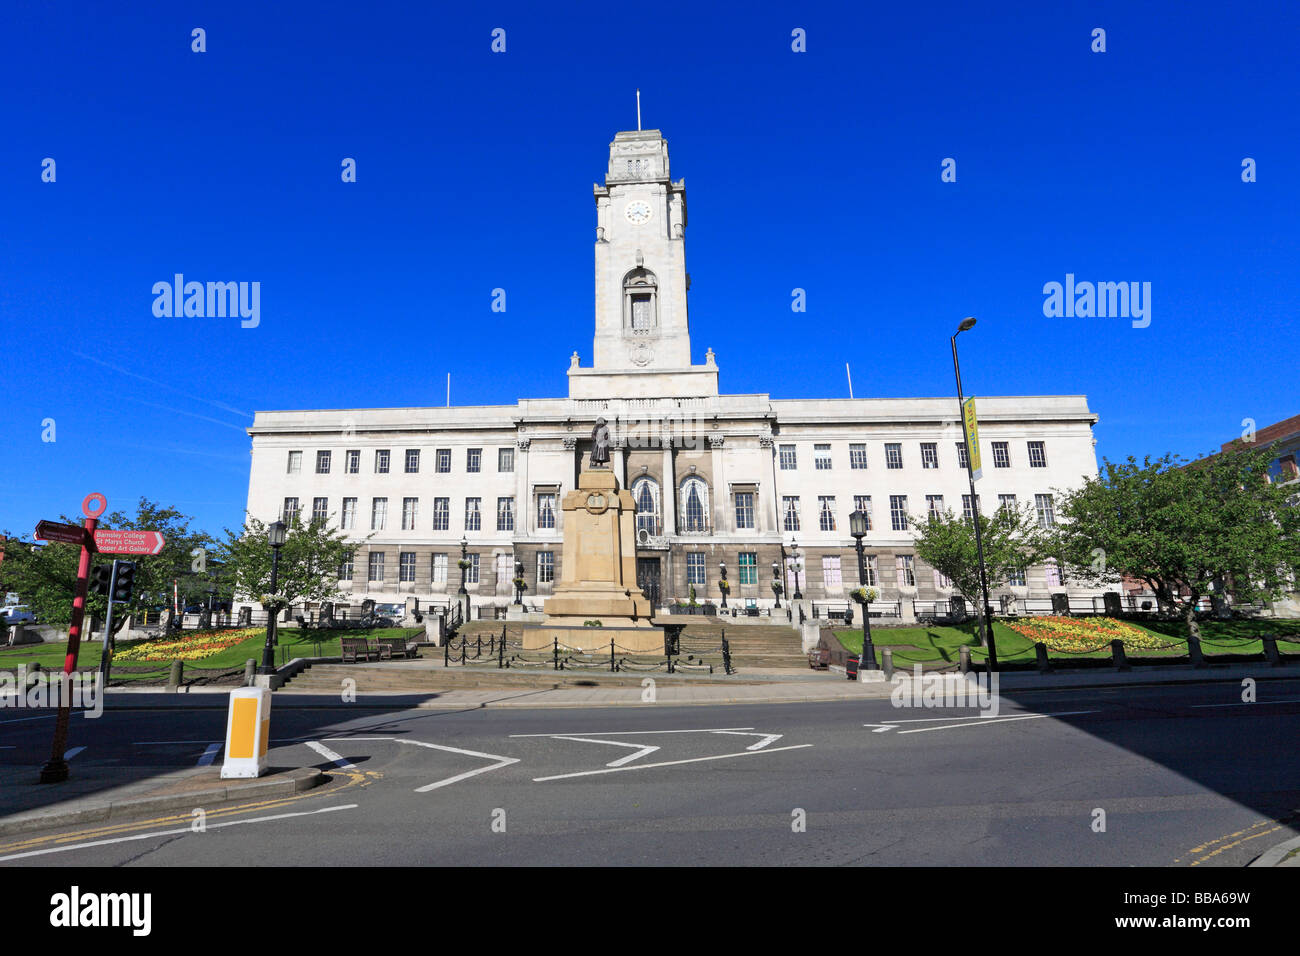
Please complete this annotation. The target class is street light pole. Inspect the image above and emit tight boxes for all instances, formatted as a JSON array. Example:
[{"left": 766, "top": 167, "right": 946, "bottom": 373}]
[
  {"left": 790, "top": 539, "right": 803, "bottom": 600},
  {"left": 458, "top": 537, "right": 468, "bottom": 596},
  {"left": 719, "top": 560, "right": 728, "bottom": 610},
  {"left": 849, "top": 510, "right": 877, "bottom": 669},
  {"left": 259, "top": 520, "right": 287, "bottom": 675},
  {"left": 952, "top": 317, "right": 998, "bottom": 672},
  {"left": 771, "top": 561, "right": 782, "bottom": 609}
]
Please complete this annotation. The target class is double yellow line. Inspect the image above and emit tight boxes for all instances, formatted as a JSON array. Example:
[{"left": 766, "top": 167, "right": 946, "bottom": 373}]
[{"left": 1176, "top": 809, "right": 1300, "bottom": 866}]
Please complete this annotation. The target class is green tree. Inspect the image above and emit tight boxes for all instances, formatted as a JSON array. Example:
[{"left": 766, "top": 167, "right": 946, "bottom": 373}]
[
  {"left": 1050, "top": 445, "right": 1300, "bottom": 638},
  {"left": 217, "top": 514, "right": 358, "bottom": 616},
  {"left": 910, "top": 503, "right": 1046, "bottom": 642},
  {"left": 1, "top": 498, "right": 216, "bottom": 633}
]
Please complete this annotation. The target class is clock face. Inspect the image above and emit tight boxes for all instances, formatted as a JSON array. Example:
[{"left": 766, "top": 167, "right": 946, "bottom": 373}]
[{"left": 625, "top": 201, "right": 652, "bottom": 225}]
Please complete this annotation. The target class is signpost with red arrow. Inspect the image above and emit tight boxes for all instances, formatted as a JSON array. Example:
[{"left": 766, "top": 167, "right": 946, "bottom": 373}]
[{"left": 93, "top": 529, "right": 166, "bottom": 555}]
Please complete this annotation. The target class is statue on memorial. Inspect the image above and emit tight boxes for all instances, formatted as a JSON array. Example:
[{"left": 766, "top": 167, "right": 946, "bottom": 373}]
[{"left": 590, "top": 417, "right": 611, "bottom": 469}]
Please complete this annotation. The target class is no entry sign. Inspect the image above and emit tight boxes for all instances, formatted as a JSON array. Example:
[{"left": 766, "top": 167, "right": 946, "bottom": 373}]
[{"left": 93, "top": 529, "right": 166, "bottom": 555}]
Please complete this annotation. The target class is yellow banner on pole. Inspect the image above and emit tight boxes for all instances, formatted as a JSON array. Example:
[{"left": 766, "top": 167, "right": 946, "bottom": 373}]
[{"left": 963, "top": 397, "right": 982, "bottom": 480}]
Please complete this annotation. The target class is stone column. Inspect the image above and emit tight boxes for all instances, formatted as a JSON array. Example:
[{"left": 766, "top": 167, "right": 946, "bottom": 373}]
[
  {"left": 613, "top": 437, "right": 627, "bottom": 490},
  {"left": 516, "top": 437, "right": 531, "bottom": 534},
  {"left": 709, "top": 434, "right": 726, "bottom": 534},
  {"left": 661, "top": 445, "right": 676, "bottom": 536}
]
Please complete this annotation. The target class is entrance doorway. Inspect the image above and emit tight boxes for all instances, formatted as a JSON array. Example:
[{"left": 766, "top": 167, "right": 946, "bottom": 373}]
[{"left": 636, "top": 557, "right": 661, "bottom": 609}]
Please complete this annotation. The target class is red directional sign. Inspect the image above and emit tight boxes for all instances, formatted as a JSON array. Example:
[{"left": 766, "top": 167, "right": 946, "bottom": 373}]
[
  {"left": 93, "top": 529, "right": 166, "bottom": 556},
  {"left": 34, "top": 520, "right": 94, "bottom": 548}
]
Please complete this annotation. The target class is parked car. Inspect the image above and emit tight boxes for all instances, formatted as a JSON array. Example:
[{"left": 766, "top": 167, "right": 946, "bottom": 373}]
[{"left": 0, "top": 605, "right": 36, "bottom": 624}]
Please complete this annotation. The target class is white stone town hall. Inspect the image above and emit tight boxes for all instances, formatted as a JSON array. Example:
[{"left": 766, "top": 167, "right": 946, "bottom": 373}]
[{"left": 240, "top": 125, "right": 1102, "bottom": 621}]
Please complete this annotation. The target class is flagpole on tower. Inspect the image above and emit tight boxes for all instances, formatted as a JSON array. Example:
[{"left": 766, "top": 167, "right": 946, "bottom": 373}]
[{"left": 636, "top": 89, "right": 641, "bottom": 131}]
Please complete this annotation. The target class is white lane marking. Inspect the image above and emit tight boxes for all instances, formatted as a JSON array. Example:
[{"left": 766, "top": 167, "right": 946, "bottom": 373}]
[
  {"left": 713, "top": 731, "right": 783, "bottom": 750},
  {"left": 533, "top": 744, "right": 814, "bottom": 782},
  {"left": 64, "top": 747, "right": 85, "bottom": 760},
  {"left": 548, "top": 736, "right": 660, "bottom": 767},
  {"left": 197, "top": 743, "right": 221, "bottom": 766},
  {"left": 1190, "top": 698, "right": 1300, "bottom": 708},
  {"left": 0, "top": 804, "right": 357, "bottom": 863},
  {"left": 325, "top": 736, "right": 519, "bottom": 792},
  {"left": 305, "top": 740, "right": 358, "bottom": 770},
  {"left": 895, "top": 711, "right": 1097, "bottom": 735},
  {"left": 510, "top": 727, "right": 755, "bottom": 738},
  {"left": 0, "top": 714, "right": 56, "bottom": 725}
]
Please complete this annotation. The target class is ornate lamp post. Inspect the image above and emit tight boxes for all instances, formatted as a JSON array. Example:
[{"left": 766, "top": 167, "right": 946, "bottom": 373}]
[
  {"left": 259, "top": 519, "right": 287, "bottom": 674},
  {"left": 771, "top": 561, "right": 783, "bottom": 609},
  {"left": 952, "top": 316, "right": 998, "bottom": 671},
  {"left": 789, "top": 538, "right": 803, "bottom": 600},
  {"left": 718, "top": 560, "right": 729, "bottom": 610},
  {"left": 849, "top": 509, "right": 877, "bottom": 670},
  {"left": 457, "top": 536, "right": 469, "bottom": 596},
  {"left": 513, "top": 559, "right": 526, "bottom": 606}
]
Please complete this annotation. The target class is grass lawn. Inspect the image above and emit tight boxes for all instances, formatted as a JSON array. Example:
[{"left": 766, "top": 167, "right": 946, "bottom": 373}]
[
  {"left": 0, "top": 627, "right": 423, "bottom": 683},
  {"left": 832, "top": 618, "right": 1300, "bottom": 667}
]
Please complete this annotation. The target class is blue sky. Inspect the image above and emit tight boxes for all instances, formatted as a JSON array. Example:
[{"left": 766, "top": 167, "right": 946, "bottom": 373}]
[{"left": 2, "top": 1, "right": 1297, "bottom": 538}]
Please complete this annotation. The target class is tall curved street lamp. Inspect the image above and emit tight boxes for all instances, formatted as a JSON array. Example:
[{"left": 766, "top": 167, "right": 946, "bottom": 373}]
[
  {"left": 789, "top": 538, "right": 803, "bottom": 601},
  {"left": 952, "top": 317, "right": 998, "bottom": 671}
]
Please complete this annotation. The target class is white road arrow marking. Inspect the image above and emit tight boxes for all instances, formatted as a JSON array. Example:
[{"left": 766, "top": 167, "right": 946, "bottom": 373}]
[
  {"left": 712, "top": 730, "right": 783, "bottom": 750},
  {"left": 533, "top": 744, "right": 814, "bottom": 782},
  {"left": 548, "top": 735, "right": 661, "bottom": 767},
  {"left": 305, "top": 740, "right": 357, "bottom": 770},
  {"left": 64, "top": 746, "right": 85, "bottom": 760},
  {"left": 329, "top": 736, "right": 519, "bottom": 792}
]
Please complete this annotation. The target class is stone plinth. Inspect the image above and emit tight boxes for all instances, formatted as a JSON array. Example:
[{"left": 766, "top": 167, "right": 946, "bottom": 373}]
[{"left": 526, "top": 468, "right": 654, "bottom": 650}]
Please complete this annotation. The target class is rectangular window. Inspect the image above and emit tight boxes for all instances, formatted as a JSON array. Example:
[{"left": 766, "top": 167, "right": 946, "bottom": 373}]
[
  {"left": 399, "top": 552, "right": 416, "bottom": 583},
  {"left": 537, "top": 493, "right": 556, "bottom": 530},
  {"left": 465, "top": 497, "right": 481, "bottom": 531},
  {"left": 956, "top": 442, "right": 969, "bottom": 469},
  {"left": 896, "top": 554, "right": 916, "bottom": 588},
  {"left": 779, "top": 444, "right": 797, "bottom": 470},
  {"left": 1035, "top": 493, "right": 1055, "bottom": 528},
  {"left": 1007, "top": 566, "right": 1026, "bottom": 587},
  {"left": 368, "top": 552, "right": 385, "bottom": 582},
  {"left": 862, "top": 554, "right": 878, "bottom": 587},
  {"left": 853, "top": 495, "right": 872, "bottom": 529},
  {"left": 402, "top": 497, "right": 418, "bottom": 530},
  {"left": 497, "top": 497, "right": 514, "bottom": 532},
  {"left": 431, "top": 553, "right": 447, "bottom": 584},
  {"left": 1028, "top": 441, "right": 1047, "bottom": 468},
  {"left": 782, "top": 496, "right": 800, "bottom": 532},
  {"left": 926, "top": 494, "right": 944, "bottom": 518},
  {"left": 1045, "top": 560, "right": 1061, "bottom": 588},
  {"left": 432, "top": 497, "right": 450, "bottom": 531},
  {"left": 316, "top": 450, "right": 331, "bottom": 474},
  {"left": 287, "top": 450, "right": 302, "bottom": 474},
  {"left": 466, "top": 448, "right": 482, "bottom": 473},
  {"left": 885, "top": 443, "right": 903, "bottom": 469},
  {"left": 371, "top": 497, "right": 387, "bottom": 530},
  {"left": 346, "top": 450, "right": 360, "bottom": 474},
  {"left": 436, "top": 449, "right": 451, "bottom": 473},
  {"left": 282, "top": 497, "right": 299, "bottom": 523},
  {"left": 339, "top": 550, "right": 354, "bottom": 581},
  {"left": 992, "top": 442, "right": 1010, "bottom": 469},
  {"left": 734, "top": 492, "right": 755, "bottom": 529},
  {"left": 738, "top": 552, "right": 757, "bottom": 585},
  {"left": 375, "top": 449, "right": 390, "bottom": 474},
  {"left": 998, "top": 494, "right": 1017, "bottom": 513},
  {"left": 935, "top": 569, "right": 952, "bottom": 589},
  {"left": 312, "top": 497, "right": 328, "bottom": 524},
  {"left": 890, "top": 495, "right": 909, "bottom": 531},
  {"left": 822, "top": 555, "right": 842, "bottom": 588},
  {"left": 814, "top": 444, "right": 832, "bottom": 470},
  {"left": 962, "top": 494, "right": 981, "bottom": 521},
  {"left": 849, "top": 443, "right": 868, "bottom": 470},
  {"left": 405, "top": 449, "right": 420, "bottom": 473},
  {"left": 537, "top": 551, "right": 555, "bottom": 584},
  {"left": 498, "top": 447, "right": 514, "bottom": 472},
  {"left": 920, "top": 443, "right": 938, "bottom": 470},
  {"left": 818, "top": 495, "right": 836, "bottom": 531},
  {"left": 465, "top": 553, "right": 480, "bottom": 584},
  {"left": 686, "top": 553, "right": 706, "bottom": 586},
  {"left": 341, "top": 497, "right": 357, "bottom": 530}
]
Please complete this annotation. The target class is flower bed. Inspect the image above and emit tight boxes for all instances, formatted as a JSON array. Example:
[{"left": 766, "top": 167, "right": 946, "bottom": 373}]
[
  {"left": 116, "top": 628, "right": 261, "bottom": 662},
  {"left": 1004, "top": 616, "right": 1169, "bottom": 652}
]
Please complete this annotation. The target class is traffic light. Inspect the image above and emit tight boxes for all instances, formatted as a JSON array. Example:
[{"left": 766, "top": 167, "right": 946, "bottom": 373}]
[
  {"left": 112, "top": 562, "right": 137, "bottom": 603},
  {"left": 89, "top": 564, "right": 112, "bottom": 597}
]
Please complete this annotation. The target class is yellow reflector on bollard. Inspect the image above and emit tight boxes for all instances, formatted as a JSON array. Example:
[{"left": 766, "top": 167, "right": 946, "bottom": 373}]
[{"left": 221, "top": 686, "right": 271, "bottom": 778}]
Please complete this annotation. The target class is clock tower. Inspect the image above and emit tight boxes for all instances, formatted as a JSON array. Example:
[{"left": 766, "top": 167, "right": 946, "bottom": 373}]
[{"left": 570, "top": 127, "right": 718, "bottom": 399}]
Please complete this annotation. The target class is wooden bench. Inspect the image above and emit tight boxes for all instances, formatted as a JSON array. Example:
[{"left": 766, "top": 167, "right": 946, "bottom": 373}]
[
  {"left": 376, "top": 637, "right": 419, "bottom": 660},
  {"left": 341, "top": 638, "right": 376, "bottom": 663}
]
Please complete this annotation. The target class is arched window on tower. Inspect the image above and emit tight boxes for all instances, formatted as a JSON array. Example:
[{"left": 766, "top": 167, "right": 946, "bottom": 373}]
[
  {"left": 623, "top": 268, "right": 658, "bottom": 333},
  {"left": 630, "top": 476, "right": 660, "bottom": 536},
  {"left": 679, "top": 476, "right": 709, "bottom": 534}
]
